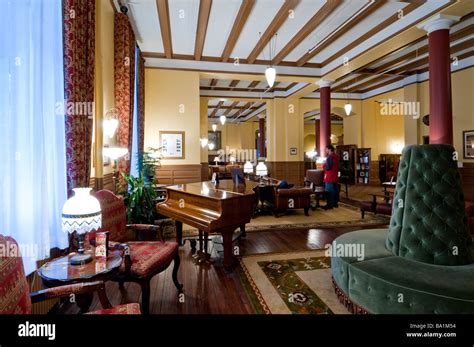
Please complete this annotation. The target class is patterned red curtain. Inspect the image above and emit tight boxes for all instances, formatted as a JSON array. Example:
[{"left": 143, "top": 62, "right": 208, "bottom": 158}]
[
  {"left": 114, "top": 12, "right": 136, "bottom": 184},
  {"left": 63, "top": 0, "right": 95, "bottom": 193},
  {"left": 137, "top": 50, "right": 145, "bottom": 153}
]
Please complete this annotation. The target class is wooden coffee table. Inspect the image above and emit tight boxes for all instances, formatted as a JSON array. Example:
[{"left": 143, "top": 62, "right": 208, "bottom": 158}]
[{"left": 38, "top": 250, "right": 122, "bottom": 312}]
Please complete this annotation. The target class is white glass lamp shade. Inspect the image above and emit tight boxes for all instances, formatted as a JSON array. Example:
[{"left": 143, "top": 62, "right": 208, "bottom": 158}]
[
  {"left": 306, "top": 149, "right": 317, "bottom": 159},
  {"left": 229, "top": 156, "right": 236, "bottom": 163},
  {"left": 213, "top": 156, "right": 220, "bottom": 163},
  {"left": 212, "top": 124, "right": 217, "bottom": 132},
  {"left": 220, "top": 115, "right": 226, "bottom": 125},
  {"left": 103, "top": 147, "right": 128, "bottom": 160},
  {"left": 208, "top": 143, "right": 215, "bottom": 151},
  {"left": 265, "top": 67, "right": 276, "bottom": 88},
  {"left": 244, "top": 161, "right": 254, "bottom": 174},
  {"left": 344, "top": 103, "right": 352, "bottom": 116},
  {"left": 103, "top": 118, "right": 119, "bottom": 138},
  {"left": 62, "top": 188, "right": 102, "bottom": 235},
  {"left": 256, "top": 162, "right": 268, "bottom": 177},
  {"left": 200, "top": 138, "right": 208, "bottom": 148}
]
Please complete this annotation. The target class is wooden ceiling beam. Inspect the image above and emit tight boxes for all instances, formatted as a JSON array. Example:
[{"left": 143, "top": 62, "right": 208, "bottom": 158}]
[
  {"left": 223, "top": 101, "right": 239, "bottom": 115},
  {"left": 321, "top": 1, "right": 426, "bottom": 66},
  {"left": 296, "top": 0, "right": 385, "bottom": 67},
  {"left": 194, "top": 0, "right": 213, "bottom": 60},
  {"left": 272, "top": 0, "right": 344, "bottom": 65},
  {"left": 247, "top": 0, "right": 300, "bottom": 64},
  {"left": 229, "top": 80, "right": 240, "bottom": 88},
  {"left": 221, "top": 0, "right": 256, "bottom": 62},
  {"left": 156, "top": 0, "right": 173, "bottom": 58},
  {"left": 210, "top": 101, "right": 224, "bottom": 117}
]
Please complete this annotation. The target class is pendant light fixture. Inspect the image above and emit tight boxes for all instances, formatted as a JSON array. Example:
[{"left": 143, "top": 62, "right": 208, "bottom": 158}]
[
  {"left": 212, "top": 123, "right": 217, "bottom": 132},
  {"left": 220, "top": 115, "right": 226, "bottom": 125},
  {"left": 344, "top": 92, "right": 352, "bottom": 116},
  {"left": 265, "top": 33, "right": 277, "bottom": 88}
]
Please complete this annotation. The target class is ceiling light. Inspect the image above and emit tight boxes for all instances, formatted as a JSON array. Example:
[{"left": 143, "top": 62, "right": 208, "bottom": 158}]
[
  {"left": 220, "top": 115, "right": 226, "bottom": 125},
  {"left": 200, "top": 138, "right": 208, "bottom": 148},
  {"left": 265, "top": 67, "right": 276, "bottom": 88},
  {"left": 212, "top": 124, "right": 217, "bottom": 132},
  {"left": 208, "top": 143, "right": 215, "bottom": 151},
  {"left": 344, "top": 103, "right": 352, "bottom": 116}
]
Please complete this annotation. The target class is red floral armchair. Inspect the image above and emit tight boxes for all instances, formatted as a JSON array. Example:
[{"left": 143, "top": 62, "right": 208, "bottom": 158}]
[
  {"left": 0, "top": 234, "right": 140, "bottom": 314},
  {"left": 92, "top": 190, "right": 182, "bottom": 314}
]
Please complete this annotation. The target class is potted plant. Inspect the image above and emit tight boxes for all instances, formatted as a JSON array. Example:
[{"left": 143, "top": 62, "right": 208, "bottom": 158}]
[
  {"left": 139, "top": 147, "right": 162, "bottom": 184},
  {"left": 120, "top": 172, "right": 157, "bottom": 224}
]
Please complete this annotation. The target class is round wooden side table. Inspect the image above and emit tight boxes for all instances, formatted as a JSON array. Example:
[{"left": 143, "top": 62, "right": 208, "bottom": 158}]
[{"left": 38, "top": 250, "right": 122, "bottom": 313}]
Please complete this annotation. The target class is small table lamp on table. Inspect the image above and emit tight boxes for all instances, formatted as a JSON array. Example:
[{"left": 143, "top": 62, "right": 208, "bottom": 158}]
[{"left": 62, "top": 187, "right": 102, "bottom": 265}]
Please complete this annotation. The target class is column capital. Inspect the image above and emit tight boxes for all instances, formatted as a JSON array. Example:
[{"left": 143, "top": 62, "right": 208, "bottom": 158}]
[
  {"left": 258, "top": 114, "right": 266, "bottom": 119},
  {"left": 417, "top": 14, "right": 460, "bottom": 34},
  {"left": 316, "top": 79, "right": 334, "bottom": 88}
]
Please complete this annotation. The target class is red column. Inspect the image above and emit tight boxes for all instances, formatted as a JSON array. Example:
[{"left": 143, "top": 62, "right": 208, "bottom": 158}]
[
  {"left": 315, "top": 119, "right": 320, "bottom": 155},
  {"left": 419, "top": 15, "right": 459, "bottom": 145},
  {"left": 258, "top": 115, "right": 265, "bottom": 159},
  {"left": 318, "top": 80, "right": 332, "bottom": 157}
]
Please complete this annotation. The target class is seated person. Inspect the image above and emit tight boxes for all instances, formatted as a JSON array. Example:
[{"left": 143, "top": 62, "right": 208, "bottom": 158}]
[{"left": 277, "top": 179, "right": 290, "bottom": 189}]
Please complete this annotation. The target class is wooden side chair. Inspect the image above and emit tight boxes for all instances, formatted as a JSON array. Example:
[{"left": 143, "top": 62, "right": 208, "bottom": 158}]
[
  {"left": 0, "top": 234, "right": 140, "bottom": 314},
  {"left": 93, "top": 189, "right": 183, "bottom": 314}
]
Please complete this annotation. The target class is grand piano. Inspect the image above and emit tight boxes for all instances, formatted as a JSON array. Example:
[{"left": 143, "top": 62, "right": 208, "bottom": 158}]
[{"left": 156, "top": 180, "right": 258, "bottom": 268}]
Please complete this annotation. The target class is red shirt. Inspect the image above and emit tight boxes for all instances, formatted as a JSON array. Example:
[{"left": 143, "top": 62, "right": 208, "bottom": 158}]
[{"left": 323, "top": 153, "right": 339, "bottom": 183}]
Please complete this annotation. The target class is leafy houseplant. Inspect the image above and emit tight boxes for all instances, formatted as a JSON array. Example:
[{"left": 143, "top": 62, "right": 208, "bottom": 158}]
[
  {"left": 120, "top": 172, "right": 157, "bottom": 224},
  {"left": 139, "top": 147, "right": 162, "bottom": 184}
]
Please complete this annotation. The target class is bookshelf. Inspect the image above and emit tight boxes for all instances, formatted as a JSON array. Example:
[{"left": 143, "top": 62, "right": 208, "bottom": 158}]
[
  {"left": 379, "top": 154, "right": 401, "bottom": 183},
  {"left": 356, "top": 148, "right": 371, "bottom": 184},
  {"left": 336, "top": 145, "right": 357, "bottom": 185}
]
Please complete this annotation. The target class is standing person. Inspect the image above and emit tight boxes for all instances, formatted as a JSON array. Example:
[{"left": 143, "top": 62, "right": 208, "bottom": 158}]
[{"left": 323, "top": 145, "right": 339, "bottom": 209}]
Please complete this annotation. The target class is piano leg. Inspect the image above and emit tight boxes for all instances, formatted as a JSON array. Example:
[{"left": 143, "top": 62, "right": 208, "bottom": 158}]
[
  {"left": 175, "top": 221, "right": 183, "bottom": 246},
  {"left": 222, "top": 229, "right": 234, "bottom": 269}
]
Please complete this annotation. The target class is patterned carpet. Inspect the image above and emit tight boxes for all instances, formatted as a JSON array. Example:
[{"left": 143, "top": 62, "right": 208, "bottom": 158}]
[
  {"left": 158, "top": 202, "right": 389, "bottom": 237},
  {"left": 238, "top": 250, "right": 349, "bottom": 314}
]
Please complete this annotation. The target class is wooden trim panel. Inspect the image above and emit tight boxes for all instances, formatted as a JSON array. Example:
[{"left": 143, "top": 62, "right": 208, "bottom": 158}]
[{"left": 156, "top": 164, "right": 202, "bottom": 185}]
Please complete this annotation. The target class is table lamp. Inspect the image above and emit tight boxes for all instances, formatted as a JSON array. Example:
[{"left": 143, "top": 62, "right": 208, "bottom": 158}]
[
  {"left": 243, "top": 161, "right": 254, "bottom": 174},
  {"left": 62, "top": 188, "right": 102, "bottom": 265},
  {"left": 256, "top": 162, "right": 268, "bottom": 177},
  {"left": 213, "top": 156, "right": 220, "bottom": 165}
]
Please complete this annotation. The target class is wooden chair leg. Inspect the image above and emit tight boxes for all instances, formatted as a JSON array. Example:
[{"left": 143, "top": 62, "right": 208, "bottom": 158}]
[
  {"left": 172, "top": 253, "right": 183, "bottom": 293},
  {"left": 141, "top": 280, "right": 150, "bottom": 315},
  {"left": 304, "top": 207, "right": 309, "bottom": 216},
  {"left": 361, "top": 209, "right": 365, "bottom": 219}
]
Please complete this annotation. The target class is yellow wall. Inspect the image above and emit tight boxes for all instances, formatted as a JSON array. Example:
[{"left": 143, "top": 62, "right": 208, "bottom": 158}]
[
  {"left": 266, "top": 98, "right": 304, "bottom": 161},
  {"left": 92, "top": 0, "right": 115, "bottom": 178},
  {"left": 303, "top": 122, "right": 343, "bottom": 153},
  {"left": 361, "top": 89, "right": 405, "bottom": 158},
  {"left": 144, "top": 69, "right": 201, "bottom": 165}
]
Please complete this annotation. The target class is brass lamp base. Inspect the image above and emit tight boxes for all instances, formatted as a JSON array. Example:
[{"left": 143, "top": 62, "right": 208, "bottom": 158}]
[{"left": 70, "top": 252, "right": 93, "bottom": 265}]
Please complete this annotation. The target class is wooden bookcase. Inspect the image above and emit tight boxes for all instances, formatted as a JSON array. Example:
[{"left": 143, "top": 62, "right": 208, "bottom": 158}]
[
  {"left": 356, "top": 148, "right": 371, "bottom": 184},
  {"left": 379, "top": 154, "right": 401, "bottom": 183},
  {"left": 336, "top": 144, "right": 357, "bottom": 185}
]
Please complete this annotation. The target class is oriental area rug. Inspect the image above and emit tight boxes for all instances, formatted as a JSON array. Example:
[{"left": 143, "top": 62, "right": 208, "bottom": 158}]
[{"left": 238, "top": 250, "right": 349, "bottom": 314}]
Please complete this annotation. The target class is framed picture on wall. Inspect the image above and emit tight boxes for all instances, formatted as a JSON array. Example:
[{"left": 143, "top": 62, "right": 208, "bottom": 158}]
[
  {"left": 290, "top": 148, "right": 297, "bottom": 155},
  {"left": 463, "top": 130, "right": 474, "bottom": 159},
  {"left": 208, "top": 130, "right": 222, "bottom": 150},
  {"left": 159, "top": 131, "right": 185, "bottom": 159}
]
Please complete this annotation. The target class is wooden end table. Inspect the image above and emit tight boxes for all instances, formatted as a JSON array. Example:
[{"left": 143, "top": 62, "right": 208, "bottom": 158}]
[{"left": 38, "top": 250, "right": 122, "bottom": 313}]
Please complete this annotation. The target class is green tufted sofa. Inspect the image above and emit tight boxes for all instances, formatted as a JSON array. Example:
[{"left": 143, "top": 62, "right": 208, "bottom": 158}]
[{"left": 331, "top": 144, "right": 474, "bottom": 314}]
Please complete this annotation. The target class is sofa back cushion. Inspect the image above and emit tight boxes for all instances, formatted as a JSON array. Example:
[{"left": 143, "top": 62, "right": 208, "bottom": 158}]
[
  {"left": 386, "top": 144, "right": 472, "bottom": 265},
  {"left": 0, "top": 235, "right": 32, "bottom": 314}
]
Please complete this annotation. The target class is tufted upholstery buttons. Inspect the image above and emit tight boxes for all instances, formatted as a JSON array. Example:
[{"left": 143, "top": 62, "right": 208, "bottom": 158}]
[{"left": 386, "top": 145, "right": 473, "bottom": 266}]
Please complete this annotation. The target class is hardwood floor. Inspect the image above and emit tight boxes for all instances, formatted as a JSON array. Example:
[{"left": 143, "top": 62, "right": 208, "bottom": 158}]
[{"left": 64, "top": 225, "right": 386, "bottom": 314}]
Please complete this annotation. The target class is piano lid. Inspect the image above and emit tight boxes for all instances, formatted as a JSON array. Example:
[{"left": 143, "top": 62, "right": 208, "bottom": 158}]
[{"left": 166, "top": 180, "right": 257, "bottom": 200}]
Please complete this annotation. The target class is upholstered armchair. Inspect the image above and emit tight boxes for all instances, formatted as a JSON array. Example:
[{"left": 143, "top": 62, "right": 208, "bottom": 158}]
[
  {"left": 93, "top": 190, "right": 183, "bottom": 314},
  {"left": 0, "top": 234, "right": 140, "bottom": 314},
  {"left": 304, "top": 169, "right": 324, "bottom": 189},
  {"left": 271, "top": 186, "right": 312, "bottom": 217}
]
